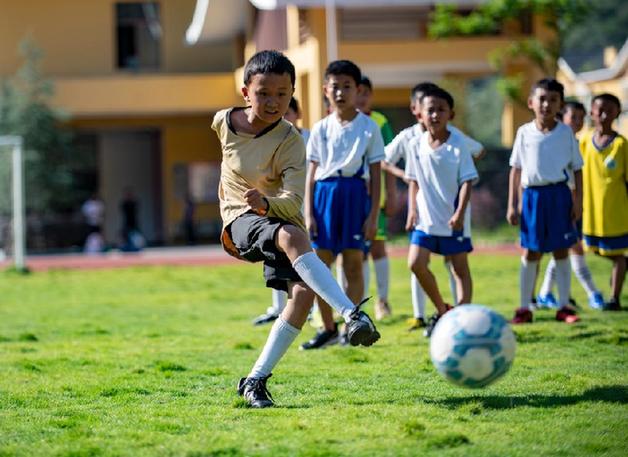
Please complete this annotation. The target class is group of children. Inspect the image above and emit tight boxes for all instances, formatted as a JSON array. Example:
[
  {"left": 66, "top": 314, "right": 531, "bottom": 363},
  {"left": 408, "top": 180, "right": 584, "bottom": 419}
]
[{"left": 212, "top": 50, "right": 627, "bottom": 408}]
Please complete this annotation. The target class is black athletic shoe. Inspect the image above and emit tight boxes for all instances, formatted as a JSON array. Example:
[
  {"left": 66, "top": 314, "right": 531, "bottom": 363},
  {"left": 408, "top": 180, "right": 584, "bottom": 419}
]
[
  {"left": 346, "top": 297, "right": 380, "bottom": 347},
  {"left": 237, "top": 374, "right": 274, "bottom": 408},
  {"left": 605, "top": 298, "right": 622, "bottom": 311},
  {"left": 252, "top": 312, "right": 279, "bottom": 326},
  {"left": 424, "top": 304, "right": 453, "bottom": 338},
  {"left": 299, "top": 324, "right": 339, "bottom": 350}
]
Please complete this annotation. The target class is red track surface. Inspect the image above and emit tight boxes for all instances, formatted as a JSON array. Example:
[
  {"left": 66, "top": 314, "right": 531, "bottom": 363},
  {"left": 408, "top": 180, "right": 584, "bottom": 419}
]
[{"left": 0, "top": 243, "right": 519, "bottom": 272}]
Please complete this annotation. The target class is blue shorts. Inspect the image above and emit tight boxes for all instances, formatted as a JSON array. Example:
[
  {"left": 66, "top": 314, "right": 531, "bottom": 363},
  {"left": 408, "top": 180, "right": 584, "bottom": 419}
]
[
  {"left": 410, "top": 229, "right": 473, "bottom": 256},
  {"left": 311, "top": 177, "right": 370, "bottom": 255},
  {"left": 521, "top": 183, "right": 578, "bottom": 253},
  {"left": 584, "top": 233, "right": 628, "bottom": 256}
]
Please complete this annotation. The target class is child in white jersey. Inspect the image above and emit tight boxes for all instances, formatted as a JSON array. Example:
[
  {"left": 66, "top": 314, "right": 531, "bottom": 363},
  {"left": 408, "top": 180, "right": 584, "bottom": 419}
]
[
  {"left": 507, "top": 78, "right": 583, "bottom": 324},
  {"left": 384, "top": 82, "right": 483, "bottom": 332},
  {"left": 404, "top": 86, "right": 479, "bottom": 337},
  {"left": 300, "top": 60, "right": 385, "bottom": 350}
]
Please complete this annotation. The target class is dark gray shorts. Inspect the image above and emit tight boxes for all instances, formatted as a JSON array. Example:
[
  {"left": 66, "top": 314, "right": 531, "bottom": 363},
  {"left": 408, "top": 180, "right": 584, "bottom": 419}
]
[{"left": 227, "top": 211, "right": 302, "bottom": 292}]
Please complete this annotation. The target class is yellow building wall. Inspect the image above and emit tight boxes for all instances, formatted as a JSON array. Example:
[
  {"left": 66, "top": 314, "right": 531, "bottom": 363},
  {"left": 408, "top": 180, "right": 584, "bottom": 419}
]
[
  {"left": 70, "top": 116, "right": 222, "bottom": 241},
  {"left": 0, "top": 0, "right": 236, "bottom": 77}
]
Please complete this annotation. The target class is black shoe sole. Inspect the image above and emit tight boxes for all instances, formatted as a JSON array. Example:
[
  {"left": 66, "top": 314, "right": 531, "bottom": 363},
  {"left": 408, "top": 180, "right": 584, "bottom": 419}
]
[{"left": 348, "top": 327, "right": 380, "bottom": 347}]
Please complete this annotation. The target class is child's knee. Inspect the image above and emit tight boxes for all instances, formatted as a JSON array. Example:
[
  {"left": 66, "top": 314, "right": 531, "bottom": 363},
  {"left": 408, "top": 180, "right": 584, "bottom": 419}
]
[{"left": 277, "top": 224, "right": 308, "bottom": 248}]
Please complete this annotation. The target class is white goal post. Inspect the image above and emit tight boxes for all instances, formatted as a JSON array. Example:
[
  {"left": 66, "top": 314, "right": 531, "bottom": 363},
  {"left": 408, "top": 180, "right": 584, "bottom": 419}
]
[{"left": 0, "top": 135, "right": 26, "bottom": 271}]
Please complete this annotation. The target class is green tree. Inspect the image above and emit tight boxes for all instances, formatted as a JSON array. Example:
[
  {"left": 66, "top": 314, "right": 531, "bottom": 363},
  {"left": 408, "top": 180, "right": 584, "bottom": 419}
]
[
  {"left": 0, "top": 37, "right": 81, "bottom": 216},
  {"left": 429, "top": 0, "right": 590, "bottom": 103}
]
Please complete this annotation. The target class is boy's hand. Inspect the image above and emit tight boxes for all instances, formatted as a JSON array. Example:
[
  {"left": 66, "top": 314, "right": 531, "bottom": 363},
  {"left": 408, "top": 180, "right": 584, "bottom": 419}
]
[
  {"left": 448, "top": 212, "right": 464, "bottom": 231},
  {"left": 243, "top": 188, "right": 268, "bottom": 213},
  {"left": 363, "top": 215, "right": 377, "bottom": 241},
  {"left": 305, "top": 214, "right": 317, "bottom": 239},
  {"left": 506, "top": 205, "right": 519, "bottom": 226},
  {"left": 405, "top": 210, "right": 417, "bottom": 232},
  {"left": 572, "top": 200, "right": 582, "bottom": 222}
]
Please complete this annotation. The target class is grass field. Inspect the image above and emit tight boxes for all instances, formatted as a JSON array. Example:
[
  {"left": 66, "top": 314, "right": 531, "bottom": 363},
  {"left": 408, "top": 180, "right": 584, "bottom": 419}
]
[{"left": 1, "top": 253, "right": 627, "bottom": 456}]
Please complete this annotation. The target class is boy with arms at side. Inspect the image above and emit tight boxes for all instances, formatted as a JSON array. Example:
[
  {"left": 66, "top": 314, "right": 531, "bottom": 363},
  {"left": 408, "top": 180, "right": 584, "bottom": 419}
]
[
  {"left": 507, "top": 79, "right": 583, "bottom": 324},
  {"left": 536, "top": 101, "right": 605, "bottom": 309},
  {"left": 212, "top": 51, "right": 380, "bottom": 407},
  {"left": 580, "top": 93, "right": 627, "bottom": 310},
  {"left": 300, "top": 60, "right": 385, "bottom": 350},
  {"left": 384, "top": 82, "right": 484, "bottom": 331},
  {"left": 405, "top": 86, "right": 479, "bottom": 337}
]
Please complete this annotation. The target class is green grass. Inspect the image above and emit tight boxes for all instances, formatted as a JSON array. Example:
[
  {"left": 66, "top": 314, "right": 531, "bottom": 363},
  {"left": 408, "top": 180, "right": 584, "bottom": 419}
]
[{"left": 0, "top": 254, "right": 627, "bottom": 457}]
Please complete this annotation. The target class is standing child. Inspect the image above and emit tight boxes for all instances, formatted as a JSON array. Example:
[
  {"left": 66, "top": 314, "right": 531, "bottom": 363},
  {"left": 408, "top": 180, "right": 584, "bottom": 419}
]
[
  {"left": 384, "top": 82, "right": 484, "bottom": 332},
  {"left": 580, "top": 93, "right": 627, "bottom": 310},
  {"left": 536, "top": 101, "right": 605, "bottom": 309},
  {"left": 405, "top": 86, "right": 479, "bottom": 337},
  {"left": 507, "top": 79, "right": 583, "bottom": 324},
  {"left": 300, "top": 60, "right": 385, "bottom": 350},
  {"left": 212, "top": 51, "right": 380, "bottom": 407}
]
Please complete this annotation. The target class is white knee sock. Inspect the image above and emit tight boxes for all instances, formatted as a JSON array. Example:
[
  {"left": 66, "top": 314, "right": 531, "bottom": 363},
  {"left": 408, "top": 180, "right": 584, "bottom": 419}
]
[
  {"left": 520, "top": 258, "right": 539, "bottom": 309},
  {"left": 373, "top": 257, "right": 389, "bottom": 302},
  {"left": 411, "top": 274, "right": 426, "bottom": 319},
  {"left": 249, "top": 317, "right": 299, "bottom": 379},
  {"left": 362, "top": 259, "right": 370, "bottom": 299},
  {"left": 335, "top": 261, "right": 347, "bottom": 291},
  {"left": 293, "top": 252, "right": 355, "bottom": 321},
  {"left": 270, "top": 289, "right": 287, "bottom": 315},
  {"left": 570, "top": 254, "right": 598, "bottom": 296},
  {"left": 539, "top": 258, "right": 556, "bottom": 297},
  {"left": 554, "top": 257, "right": 571, "bottom": 307},
  {"left": 445, "top": 260, "right": 458, "bottom": 305}
]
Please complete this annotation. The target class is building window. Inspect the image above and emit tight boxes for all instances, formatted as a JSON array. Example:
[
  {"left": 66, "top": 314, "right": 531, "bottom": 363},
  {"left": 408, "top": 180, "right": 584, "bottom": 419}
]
[{"left": 116, "top": 2, "right": 161, "bottom": 70}]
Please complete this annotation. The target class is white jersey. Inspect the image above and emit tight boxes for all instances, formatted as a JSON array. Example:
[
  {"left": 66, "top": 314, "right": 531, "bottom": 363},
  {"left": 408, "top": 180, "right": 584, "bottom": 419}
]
[
  {"left": 405, "top": 129, "right": 479, "bottom": 237},
  {"left": 307, "top": 111, "right": 385, "bottom": 181},
  {"left": 509, "top": 121, "right": 583, "bottom": 187},
  {"left": 386, "top": 123, "right": 483, "bottom": 165}
]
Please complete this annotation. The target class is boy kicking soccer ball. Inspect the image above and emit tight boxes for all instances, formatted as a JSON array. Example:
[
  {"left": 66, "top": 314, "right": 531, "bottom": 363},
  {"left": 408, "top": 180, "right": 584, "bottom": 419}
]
[{"left": 211, "top": 50, "right": 380, "bottom": 408}]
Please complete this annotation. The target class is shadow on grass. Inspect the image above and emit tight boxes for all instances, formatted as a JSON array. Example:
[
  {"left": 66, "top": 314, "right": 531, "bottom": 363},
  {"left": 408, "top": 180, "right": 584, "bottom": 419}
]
[{"left": 426, "top": 385, "right": 628, "bottom": 410}]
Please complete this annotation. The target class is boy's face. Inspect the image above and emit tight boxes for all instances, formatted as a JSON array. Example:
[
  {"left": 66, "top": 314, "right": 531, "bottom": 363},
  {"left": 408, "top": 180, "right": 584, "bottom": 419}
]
[
  {"left": 241, "top": 72, "right": 294, "bottom": 125},
  {"left": 591, "top": 99, "right": 620, "bottom": 130},
  {"left": 562, "top": 107, "right": 585, "bottom": 134},
  {"left": 356, "top": 84, "right": 372, "bottom": 113},
  {"left": 324, "top": 74, "right": 358, "bottom": 112},
  {"left": 421, "top": 95, "right": 453, "bottom": 133},
  {"left": 528, "top": 88, "right": 562, "bottom": 124}
]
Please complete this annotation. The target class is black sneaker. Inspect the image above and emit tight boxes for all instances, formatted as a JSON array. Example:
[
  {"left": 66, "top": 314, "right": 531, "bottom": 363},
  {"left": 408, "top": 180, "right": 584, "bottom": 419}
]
[
  {"left": 424, "top": 305, "right": 453, "bottom": 338},
  {"left": 252, "top": 312, "right": 279, "bottom": 326},
  {"left": 237, "top": 374, "right": 274, "bottom": 408},
  {"left": 346, "top": 297, "right": 380, "bottom": 347},
  {"left": 605, "top": 298, "right": 622, "bottom": 311},
  {"left": 299, "top": 324, "right": 339, "bottom": 350}
]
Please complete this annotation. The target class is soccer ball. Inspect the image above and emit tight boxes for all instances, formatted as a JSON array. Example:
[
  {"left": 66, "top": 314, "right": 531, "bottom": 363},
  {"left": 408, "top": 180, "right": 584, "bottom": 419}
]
[{"left": 429, "top": 305, "right": 516, "bottom": 388}]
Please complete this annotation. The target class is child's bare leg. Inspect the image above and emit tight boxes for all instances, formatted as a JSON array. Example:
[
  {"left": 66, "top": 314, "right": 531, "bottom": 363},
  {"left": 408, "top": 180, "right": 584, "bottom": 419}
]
[
  {"left": 408, "top": 245, "right": 447, "bottom": 314},
  {"left": 341, "top": 249, "right": 365, "bottom": 305},
  {"left": 450, "top": 252, "right": 472, "bottom": 305},
  {"left": 443, "top": 255, "right": 459, "bottom": 305},
  {"left": 313, "top": 248, "right": 337, "bottom": 331},
  {"left": 281, "top": 282, "right": 316, "bottom": 328},
  {"left": 610, "top": 255, "right": 626, "bottom": 301}
]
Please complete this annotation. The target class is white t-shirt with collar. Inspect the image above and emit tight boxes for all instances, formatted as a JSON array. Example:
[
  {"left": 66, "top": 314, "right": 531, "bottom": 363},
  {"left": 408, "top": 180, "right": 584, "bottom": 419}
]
[
  {"left": 509, "top": 121, "right": 583, "bottom": 187},
  {"left": 405, "top": 129, "right": 479, "bottom": 237},
  {"left": 307, "top": 111, "right": 385, "bottom": 181}
]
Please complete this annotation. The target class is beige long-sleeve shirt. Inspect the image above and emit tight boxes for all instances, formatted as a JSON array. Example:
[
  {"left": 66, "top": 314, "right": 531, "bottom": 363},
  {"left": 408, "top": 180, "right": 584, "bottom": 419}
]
[{"left": 211, "top": 108, "right": 306, "bottom": 257}]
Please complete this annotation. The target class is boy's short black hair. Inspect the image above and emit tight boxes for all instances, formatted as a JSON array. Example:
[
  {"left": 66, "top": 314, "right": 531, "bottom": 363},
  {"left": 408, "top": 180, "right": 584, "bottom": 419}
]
[
  {"left": 563, "top": 100, "right": 586, "bottom": 113},
  {"left": 530, "top": 78, "right": 564, "bottom": 101},
  {"left": 288, "top": 97, "right": 300, "bottom": 113},
  {"left": 359, "top": 76, "right": 372, "bottom": 90},
  {"left": 243, "top": 50, "right": 296, "bottom": 87},
  {"left": 324, "top": 60, "right": 361, "bottom": 86},
  {"left": 592, "top": 93, "right": 622, "bottom": 111},
  {"left": 411, "top": 82, "right": 439, "bottom": 101},
  {"left": 420, "top": 86, "right": 454, "bottom": 109}
]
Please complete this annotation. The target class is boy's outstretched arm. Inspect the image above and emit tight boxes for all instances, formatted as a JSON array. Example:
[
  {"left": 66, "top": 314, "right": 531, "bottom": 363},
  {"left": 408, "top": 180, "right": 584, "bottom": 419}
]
[
  {"left": 572, "top": 169, "right": 583, "bottom": 222},
  {"left": 363, "top": 162, "right": 381, "bottom": 240},
  {"left": 381, "top": 161, "right": 406, "bottom": 180},
  {"left": 449, "top": 180, "right": 472, "bottom": 231},
  {"left": 406, "top": 180, "right": 419, "bottom": 231},
  {"left": 507, "top": 167, "right": 521, "bottom": 226},
  {"left": 304, "top": 161, "right": 318, "bottom": 239}
]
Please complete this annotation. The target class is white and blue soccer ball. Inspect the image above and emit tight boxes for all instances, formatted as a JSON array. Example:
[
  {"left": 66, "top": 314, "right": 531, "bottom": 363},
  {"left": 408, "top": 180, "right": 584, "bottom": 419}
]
[{"left": 429, "top": 305, "right": 516, "bottom": 388}]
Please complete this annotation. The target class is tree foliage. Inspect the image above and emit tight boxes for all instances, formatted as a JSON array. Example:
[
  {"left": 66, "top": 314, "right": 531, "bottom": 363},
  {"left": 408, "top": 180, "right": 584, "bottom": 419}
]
[{"left": 0, "top": 38, "right": 80, "bottom": 215}]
